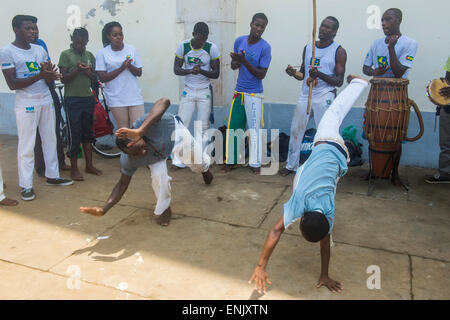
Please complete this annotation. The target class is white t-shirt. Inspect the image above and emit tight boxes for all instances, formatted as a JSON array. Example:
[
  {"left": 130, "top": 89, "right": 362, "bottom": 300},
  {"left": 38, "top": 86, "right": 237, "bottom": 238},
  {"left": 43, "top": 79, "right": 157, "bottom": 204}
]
[
  {"left": 364, "top": 35, "right": 418, "bottom": 79},
  {"left": 95, "top": 44, "right": 144, "bottom": 107},
  {"left": 175, "top": 39, "right": 220, "bottom": 89},
  {"left": 0, "top": 43, "right": 52, "bottom": 105}
]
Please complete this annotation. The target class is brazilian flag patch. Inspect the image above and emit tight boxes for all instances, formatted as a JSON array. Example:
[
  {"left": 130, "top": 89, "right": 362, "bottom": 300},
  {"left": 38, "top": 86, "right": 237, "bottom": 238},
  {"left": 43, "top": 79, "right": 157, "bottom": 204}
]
[
  {"left": 377, "top": 56, "right": 388, "bottom": 67},
  {"left": 26, "top": 62, "right": 41, "bottom": 72}
]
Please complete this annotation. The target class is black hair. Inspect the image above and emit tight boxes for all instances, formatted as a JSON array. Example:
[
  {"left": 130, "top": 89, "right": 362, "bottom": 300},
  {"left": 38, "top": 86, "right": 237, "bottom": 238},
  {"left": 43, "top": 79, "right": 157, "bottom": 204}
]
[
  {"left": 116, "top": 137, "right": 131, "bottom": 153},
  {"left": 102, "top": 21, "right": 122, "bottom": 47},
  {"left": 193, "top": 22, "right": 209, "bottom": 36},
  {"left": 12, "top": 15, "right": 37, "bottom": 30},
  {"left": 385, "top": 8, "right": 403, "bottom": 22},
  {"left": 300, "top": 211, "right": 330, "bottom": 243},
  {"left": 72, "top": 27, "right": 89, "bottom": 41},
  {"left": 325, "top": 16, "right": 339, "bottom": 31},
  {"left": 252, "top": 13, "right": 268, "bottom": 24}
]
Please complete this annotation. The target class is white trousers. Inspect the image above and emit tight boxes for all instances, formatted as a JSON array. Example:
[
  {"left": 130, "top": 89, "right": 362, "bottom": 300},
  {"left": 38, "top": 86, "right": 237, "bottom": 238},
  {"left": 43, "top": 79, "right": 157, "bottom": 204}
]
[
  {"left": 244, "top": 94, "right": 263, "bottom": 168},
  {"left": 293, "top": 78, "right": 369, "bottom": 194},
  {"left": 173, "top": 86, "right": 211, "bottom": 168},
  {"left": 286, "top": 91, "right": 335, "bottom": 171},
  {"left": 151, "top": 118, "right": 211, "bottom": 215},
  {"left": 15, "top": 102, "right": 59, "bottom": 189},
  {"left": 314, "top": 78, "right": 369, "bottom": 151},
  {"left": 0, "top": 165, "right": 5, "bottom": 202}
]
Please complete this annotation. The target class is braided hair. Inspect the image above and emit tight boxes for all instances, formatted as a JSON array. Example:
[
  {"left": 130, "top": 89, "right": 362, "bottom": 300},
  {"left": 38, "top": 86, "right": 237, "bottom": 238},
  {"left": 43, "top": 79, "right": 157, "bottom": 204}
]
[
  {"left": 102, "top": 21, "right": 122, "bottom": 47},
  {"left": 72, "top": 27, "right": 89, "bottom": 41}
]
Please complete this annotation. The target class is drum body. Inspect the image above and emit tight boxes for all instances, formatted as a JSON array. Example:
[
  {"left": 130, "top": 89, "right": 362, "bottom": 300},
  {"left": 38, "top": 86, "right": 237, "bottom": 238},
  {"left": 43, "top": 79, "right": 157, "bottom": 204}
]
[{"left": 364, "top": 78, "right": 411, "bottom": 178}]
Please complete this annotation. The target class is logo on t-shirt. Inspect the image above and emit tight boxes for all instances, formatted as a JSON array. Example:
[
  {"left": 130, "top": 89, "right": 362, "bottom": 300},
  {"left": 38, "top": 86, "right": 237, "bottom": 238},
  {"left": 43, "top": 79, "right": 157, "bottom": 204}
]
[
  {"left": 406, "top": 55, "right": 414, "bottom": 62},
  {"left": 310, "top": 57, "right": 321, "bottom": 67},
  {"left": 377, "top": 56, "right": 388, "bottom": 67},
  {"left": 187, "top": 56, "right": 203, "bottom": 65},
  {"left": 26, "top": 62, "right": 41, "bottom": 72}
]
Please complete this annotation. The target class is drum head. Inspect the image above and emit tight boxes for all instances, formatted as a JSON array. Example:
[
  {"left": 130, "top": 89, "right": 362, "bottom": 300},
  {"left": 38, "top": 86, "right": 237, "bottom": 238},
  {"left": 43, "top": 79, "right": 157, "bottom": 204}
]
[
  {"left": 427, "top": 79, "right": 450, "bottom": 107},
  {"left": 371, "top": 78, "right": 410, "bottom": 86}
]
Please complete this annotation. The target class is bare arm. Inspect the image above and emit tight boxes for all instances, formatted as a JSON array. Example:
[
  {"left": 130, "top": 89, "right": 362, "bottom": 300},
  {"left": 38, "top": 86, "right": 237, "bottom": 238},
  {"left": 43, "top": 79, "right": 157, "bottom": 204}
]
[
  {"left": 311, "top": 47, "right": 347, "bottom": 87},
  {"left": 231, "top": 50, "right": 268, "bottom": 80},
  {"left": 80, "top": 174, "right": 132, "bottom": 216},
  {"left": 286, "top": 46, "right": 306, "bottom": 81},
  {"left": 173, "top": 56, "right": 192, "bottom": 76},
  {"left": 97, "top": 58, "right": 131, "bottom": 83},
  {"left": 128, "top": 63, "right": 142, "bottom": 77},
  {"left": 199, "top": 58, "right": 220, "bottom": 79},
  {"left": 316, "top": 234, "right": 343, "bottom": 293},
  {"left": 387, "top": 37, "right": 408, "bottom": 78},
  {"left": 115, "top": 97, "right": 171, "bottom": 144},
  {"left": 2, "top": 62, "right": 60, "bottom": 90},
  {"left": 249, "top": 216, "right": 285, "bottom": 294}
]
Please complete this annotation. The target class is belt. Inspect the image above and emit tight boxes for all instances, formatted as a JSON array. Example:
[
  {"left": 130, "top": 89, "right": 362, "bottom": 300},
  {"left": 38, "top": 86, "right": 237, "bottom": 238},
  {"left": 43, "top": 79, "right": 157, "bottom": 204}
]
[{"left": 324, "top": 141, "right": 347, "bottom": 159}]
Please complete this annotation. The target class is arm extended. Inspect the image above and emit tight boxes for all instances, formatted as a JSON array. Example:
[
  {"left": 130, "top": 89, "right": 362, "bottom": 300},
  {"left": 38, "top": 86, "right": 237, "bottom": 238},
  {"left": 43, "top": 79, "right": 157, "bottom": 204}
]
[
  {"left": 249, "top": 216, "right": 285, "bottom": 294},
  {"left": 80, "top": 174, "right": 132, "bottom": 216}
]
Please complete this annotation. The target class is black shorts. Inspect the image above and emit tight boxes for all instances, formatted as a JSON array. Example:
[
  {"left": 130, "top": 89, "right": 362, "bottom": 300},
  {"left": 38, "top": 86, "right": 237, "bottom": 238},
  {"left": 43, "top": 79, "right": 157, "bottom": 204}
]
[{"left": 65, "top": 96, "right": 96, "bottom": 158}]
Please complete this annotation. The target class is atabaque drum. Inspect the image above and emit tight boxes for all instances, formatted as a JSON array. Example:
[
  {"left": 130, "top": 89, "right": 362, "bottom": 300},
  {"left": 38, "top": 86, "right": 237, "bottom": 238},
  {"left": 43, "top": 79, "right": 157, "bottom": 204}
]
[{"left": 364, "top": 78, "right": 424, "bottom": 178}]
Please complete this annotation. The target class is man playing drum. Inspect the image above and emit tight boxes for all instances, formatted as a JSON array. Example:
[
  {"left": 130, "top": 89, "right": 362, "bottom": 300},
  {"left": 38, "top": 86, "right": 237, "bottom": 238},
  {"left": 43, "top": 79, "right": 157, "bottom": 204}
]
[
  {"left": 425, "top": 57, "right": 450, "bottom": 184},
  {"left": 362, "top": 8, "right": 418, "bottom": 185},
  {"left": 280, "top": 17, "right": 347, "bottom": 176}
]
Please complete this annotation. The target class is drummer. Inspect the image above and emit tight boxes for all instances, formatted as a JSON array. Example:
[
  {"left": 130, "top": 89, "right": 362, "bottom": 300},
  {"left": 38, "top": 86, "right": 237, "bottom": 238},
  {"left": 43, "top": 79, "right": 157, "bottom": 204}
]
[
  {"left": 425, "top": 57, "right": 450, "bottom": 184},
  {"left": 362, "top": 8, "right": 418, "bottom": 184},
  {"left": 362, "top": 8, "right": 418, "bottom": 79}
]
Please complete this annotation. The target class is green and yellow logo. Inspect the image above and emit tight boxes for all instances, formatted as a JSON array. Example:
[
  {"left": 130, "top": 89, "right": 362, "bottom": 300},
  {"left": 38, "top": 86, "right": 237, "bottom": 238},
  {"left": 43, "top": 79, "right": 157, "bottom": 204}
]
[
  {"left": 26, "top": 62, "right": 41, "bottom": 72},
  {"left": 310, "top": 57, "right": 320, "bottom": 67},
  {"left": 188, "top": 56, "right": 202, "bottom": 65},
  {"left": 377, "top": 56, "right": 388, "bottom": 67},
  {"left": 406, "top": 55, "right": 414, "bottom": 62}
]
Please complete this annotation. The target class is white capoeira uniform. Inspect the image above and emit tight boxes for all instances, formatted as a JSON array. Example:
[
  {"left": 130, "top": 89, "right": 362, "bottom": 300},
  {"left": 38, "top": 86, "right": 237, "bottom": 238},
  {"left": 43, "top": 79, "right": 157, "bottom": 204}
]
[
  {"left": 121, "top": 114, "right": 211, "bottom": 215},
  {"left": 286, "top": 42, "right": 342, "bottom": 171},
  {"left": 172, "top": 40, "right": 220, "bottom": 168},
  {"left": 0, "top": 43, "right": 60, "bottom": 189}
]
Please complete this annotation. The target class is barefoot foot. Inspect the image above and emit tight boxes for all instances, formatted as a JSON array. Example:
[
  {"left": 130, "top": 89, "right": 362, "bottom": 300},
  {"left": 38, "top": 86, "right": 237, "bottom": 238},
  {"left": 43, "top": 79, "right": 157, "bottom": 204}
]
[
  {"left": 71, "top": 169, "right": 84, "bottom": 181},
  {"left": 0, "top": 198, "right": 19, "bottom": 206},
  {"left": 86, "top": 165, "right": 103, "bottom": 176},
  {"left": 157, "top": 207, "right": 172, "bottom": 227}
]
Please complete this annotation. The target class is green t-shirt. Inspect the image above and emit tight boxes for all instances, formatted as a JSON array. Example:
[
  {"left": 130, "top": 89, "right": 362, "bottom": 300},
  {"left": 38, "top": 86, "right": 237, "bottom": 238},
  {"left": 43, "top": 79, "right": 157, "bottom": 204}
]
[
  {"left": 58, "top": 47, "right": 96, "bottom": 97},
  {"left": 445, "top": 57, "right": 450, "bottom": 73}
]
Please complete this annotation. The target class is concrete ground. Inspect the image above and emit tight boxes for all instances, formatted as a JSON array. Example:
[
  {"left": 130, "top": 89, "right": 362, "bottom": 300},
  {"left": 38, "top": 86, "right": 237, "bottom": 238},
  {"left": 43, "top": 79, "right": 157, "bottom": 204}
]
[{"left": 0, "top": 134, "right": 449, "bottom": 300}]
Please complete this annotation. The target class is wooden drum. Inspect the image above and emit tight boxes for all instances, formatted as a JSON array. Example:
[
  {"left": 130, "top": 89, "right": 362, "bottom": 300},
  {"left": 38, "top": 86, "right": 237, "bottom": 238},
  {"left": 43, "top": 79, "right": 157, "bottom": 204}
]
[{"left": 364, "top": 78, "right": 424, "bottom": 178}]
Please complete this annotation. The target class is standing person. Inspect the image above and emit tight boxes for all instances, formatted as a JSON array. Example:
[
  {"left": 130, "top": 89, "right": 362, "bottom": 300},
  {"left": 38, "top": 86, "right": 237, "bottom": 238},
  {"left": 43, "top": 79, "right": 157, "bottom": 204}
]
[
  {"left": 280, "top": 16, "right": 347, "bottom": 176},
  {"left": 0, "top": 165, "right": 18, "bottom": 206},
  {"left": 0, "top": 15, "right": 73, "bottom": 201},
  {"left": 363, "top": 8, "right": 418, "bottom": 79},
  {"left": 425, "top": 57, "right": 450, "bottom": 184},
  {"left": 172, "top": 22, "right": 220, "bottom": 170},
  {"left": 80, "top": 98, "right": 213, "bottom": 227},
  {"left": 249, "top": 75, "right": 369, "bottom": 294},
  {"left": 59, "top": 27, "right": 102, "bottom": 182},
  {"left": 31, "top": 19, "right": 71, "bottom": 176},
  {"left": 223, "top": 13, "right": 272, "bottom": 174},
  {"left": 362, "top": 8, "right": 418, "bottom": 184},
  {"left": 95, "top": 21, "right": 145, "bottom": 130}
]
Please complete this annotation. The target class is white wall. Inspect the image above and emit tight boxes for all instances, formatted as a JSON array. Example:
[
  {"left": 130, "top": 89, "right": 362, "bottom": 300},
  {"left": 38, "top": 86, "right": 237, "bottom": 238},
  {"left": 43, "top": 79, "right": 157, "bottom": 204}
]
[
  {"left": 0, "top": 0, "right": 180, "bottom": 103},
  {"left": 236, "top": 0, "right": 450, "bottom": 111},
  {"left": 1, "top": 0, "right": 449, "bottom": 111}
]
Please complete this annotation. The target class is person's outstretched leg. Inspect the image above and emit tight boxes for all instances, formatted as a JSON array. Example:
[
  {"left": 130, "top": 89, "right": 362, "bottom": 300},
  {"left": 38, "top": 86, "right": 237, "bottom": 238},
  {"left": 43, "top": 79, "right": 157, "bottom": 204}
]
[
  {"left": 172, "top": 117, "right": 213, "bottom": 185},
  {"left": 149, "top": 160, "right": 172, "bottom": 227},
  {"left": 314, "top": 76, "right": 369, "bottom": 146}
]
